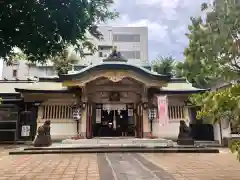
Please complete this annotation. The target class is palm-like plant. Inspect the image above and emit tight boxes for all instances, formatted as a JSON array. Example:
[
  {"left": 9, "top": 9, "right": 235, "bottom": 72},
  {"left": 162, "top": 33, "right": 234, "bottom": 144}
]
[
  {"left": 151, "top": 56, "right": 175, "bottom": 76},
  {"left": 51, "top": 48, "right": 79, "bottom": 76}
]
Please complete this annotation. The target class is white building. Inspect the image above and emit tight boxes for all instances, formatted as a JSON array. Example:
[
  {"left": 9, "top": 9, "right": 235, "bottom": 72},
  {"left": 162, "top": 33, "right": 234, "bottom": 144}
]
[{"left": 1, "top": 26, "right": 148, "bottom": 79}]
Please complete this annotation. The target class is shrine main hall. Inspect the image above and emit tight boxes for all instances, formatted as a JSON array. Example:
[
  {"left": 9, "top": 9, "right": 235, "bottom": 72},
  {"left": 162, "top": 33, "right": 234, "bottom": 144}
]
[{"left": 0, "top": 52, "right": 220, "bottom": 143}]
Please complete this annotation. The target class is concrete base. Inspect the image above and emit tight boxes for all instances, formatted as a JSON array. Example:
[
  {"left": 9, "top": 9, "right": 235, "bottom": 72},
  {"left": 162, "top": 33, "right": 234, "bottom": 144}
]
[{"left": 177, "top": 139, "right": 194, "bottom": 145}]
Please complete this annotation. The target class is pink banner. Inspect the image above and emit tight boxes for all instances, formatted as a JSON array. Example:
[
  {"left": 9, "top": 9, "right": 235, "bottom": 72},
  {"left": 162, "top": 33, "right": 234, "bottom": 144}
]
[{"left": 157, "top": 95, "right": 169, "bottom": 126}]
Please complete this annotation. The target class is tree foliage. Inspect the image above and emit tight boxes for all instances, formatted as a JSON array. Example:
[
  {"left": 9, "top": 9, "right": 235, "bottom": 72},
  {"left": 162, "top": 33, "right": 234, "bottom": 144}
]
[
  {"left": 178, "top": 1, "right": 240, "bottom": 88},
  {"left": 0, "top": 0, "right": 118, "bottom": 63},
  {"left": 152, "top": 56, "right": 177, "bottom": 76},
  {"left": 174, "top": 60, "right": 217, "bottom": 88},
  {"left": 184, "top": 0, "right": 240, "bottom": 160},
  {"left": 184, "top": 1, "right": 240, "bottom": 80},
  {"left": 190, "top": 84, "right": 240, "bottom": 160},
  {"left": 190, "top": 84, "right": 240, "bottom": 125},
  {"left": 51, "top": 49, "right": 79, "bottom": 75}
]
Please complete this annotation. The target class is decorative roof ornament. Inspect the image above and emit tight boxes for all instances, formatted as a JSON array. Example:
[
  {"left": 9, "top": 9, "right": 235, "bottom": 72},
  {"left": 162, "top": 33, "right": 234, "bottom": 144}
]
[{"left": 103, "top": 46, "right": 128, "bottom": 62}]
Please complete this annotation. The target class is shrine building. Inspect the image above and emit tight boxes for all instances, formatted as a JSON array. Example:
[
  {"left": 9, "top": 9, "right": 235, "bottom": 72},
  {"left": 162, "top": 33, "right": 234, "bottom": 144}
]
[{"left": 0, "top": 51, "right": 228, "bottom": 144}]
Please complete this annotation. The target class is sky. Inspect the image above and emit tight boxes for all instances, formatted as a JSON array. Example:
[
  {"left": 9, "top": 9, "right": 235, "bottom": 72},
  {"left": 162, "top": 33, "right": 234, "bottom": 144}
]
[
  {"left": 0, "top": 0, "right": 209, "bottom": 79},
  {"left": 107, "top": 0, "right": 209, "bottom": 61}
]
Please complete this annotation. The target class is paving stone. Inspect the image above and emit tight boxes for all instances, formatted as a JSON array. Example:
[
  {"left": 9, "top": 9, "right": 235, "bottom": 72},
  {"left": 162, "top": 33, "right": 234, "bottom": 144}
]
[
  {"left": 97, "top": 153, "right": 176, "bottom": 180},
  {"left": 0, "top": 153, "right": 99, "bottom": 180},
  {"left": 1, "top": 146, "right": 239, "bottom": 180},
  {"left": 141, "top": 149, "right": 240, "bottom": 180}
]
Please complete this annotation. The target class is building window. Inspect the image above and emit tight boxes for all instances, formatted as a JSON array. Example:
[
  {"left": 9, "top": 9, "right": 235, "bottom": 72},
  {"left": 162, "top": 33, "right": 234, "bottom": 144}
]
[
  {"left": 168, "top": 105, "right": 185, "bottom": 120},
  {"left": 113, "top": 34, "right": 140, "bottom": 42},
  {"left": 99, "top": 52, "right": 103, "bottom": 57},
  {"left": 42, "top": 105, "right": 73, "bottom": 119},
  {"left": 12, "top": 70, "right": 17, "bottom": 78},
  {"left": 120, "top": 51, "right": 141, "bottom": 59}
]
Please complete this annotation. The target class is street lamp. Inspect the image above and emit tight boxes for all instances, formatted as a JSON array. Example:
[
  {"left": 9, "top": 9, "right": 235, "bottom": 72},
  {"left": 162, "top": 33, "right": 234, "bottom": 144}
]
[{"left": 148, "top": 108, "right": 156, "bottom": 133}]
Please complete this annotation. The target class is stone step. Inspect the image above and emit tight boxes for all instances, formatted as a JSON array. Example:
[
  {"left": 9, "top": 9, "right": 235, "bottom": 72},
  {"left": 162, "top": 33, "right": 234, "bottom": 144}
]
[
  {"left": 9, "top": 147, "right": 220, "bottom": 155},
  {"left": 195, "top": 141, "right": 219, "bottom": 144},
  {"left": 23, "top": 143, "right": 171, "bottom": 150},
  {"left": 61, "top": 138, "right": 173, "bottom": 145},
  {"left": 195, "top": 141, "right": 221, "bottom": 147}
]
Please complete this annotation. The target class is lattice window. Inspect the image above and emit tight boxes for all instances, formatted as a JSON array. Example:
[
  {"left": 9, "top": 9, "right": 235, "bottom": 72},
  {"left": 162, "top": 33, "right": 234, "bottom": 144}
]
[
  {"left": 42, "top": 105, "right": 73, "bottom": 119},
  {"left": 168, "top": 105, "right": 185, "bottom": 120}
]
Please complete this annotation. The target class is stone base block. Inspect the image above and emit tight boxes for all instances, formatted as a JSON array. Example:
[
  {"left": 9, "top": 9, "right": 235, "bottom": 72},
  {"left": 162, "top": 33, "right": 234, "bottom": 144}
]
[{"left": 177, "top": 138, "right": 194, "bottom": 145}]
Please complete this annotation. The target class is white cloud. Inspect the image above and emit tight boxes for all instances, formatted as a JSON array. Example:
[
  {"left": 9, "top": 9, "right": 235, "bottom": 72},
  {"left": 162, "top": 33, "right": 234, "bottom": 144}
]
[
  {"left": 127, "top": 19, "right": 168, "bottom": 42},
  {"left": 135, "top": 0, "right": 180, "bottom": 8},
  {"left": 109, "top": 14, "right": 168, "bottom": 42},
  {"left": 108, "top": 0, "right": 209, "bottom": 60}
]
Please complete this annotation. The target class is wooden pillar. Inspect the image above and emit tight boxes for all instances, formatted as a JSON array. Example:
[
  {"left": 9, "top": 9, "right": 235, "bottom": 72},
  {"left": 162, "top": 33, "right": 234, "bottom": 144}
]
[
  {"left": 136, "top": 103, "right": 143, "bottom": 138},
  {"left": 86, "top": 103, "right": 93, "bottom": 139},
  {"left": 139, "top": 103, "right": 143, "bottom": 138}
]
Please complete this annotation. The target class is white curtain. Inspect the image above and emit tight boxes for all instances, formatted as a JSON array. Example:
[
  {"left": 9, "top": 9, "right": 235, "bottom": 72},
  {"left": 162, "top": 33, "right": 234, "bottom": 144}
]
[
  {"left": 102, "top": 104, "right": 126, "bottom": 111},
  {"left": 96, "top": 109, "right": 101, "bottom": 123}
]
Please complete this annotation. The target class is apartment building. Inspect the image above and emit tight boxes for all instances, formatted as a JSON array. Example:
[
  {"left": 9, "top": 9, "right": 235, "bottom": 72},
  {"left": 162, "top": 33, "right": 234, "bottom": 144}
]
[{"left": 1, "top": 26, "right": 148, "bottom": 79}]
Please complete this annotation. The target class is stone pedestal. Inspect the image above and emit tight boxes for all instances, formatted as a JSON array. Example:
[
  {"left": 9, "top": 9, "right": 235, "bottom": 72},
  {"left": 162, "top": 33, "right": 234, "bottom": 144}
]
[
  {"left": 177, "top": 120, "right": 194, "bottom": 145},
  {"left": 177, "top": 138, "right": 194, "bottom": 145}
]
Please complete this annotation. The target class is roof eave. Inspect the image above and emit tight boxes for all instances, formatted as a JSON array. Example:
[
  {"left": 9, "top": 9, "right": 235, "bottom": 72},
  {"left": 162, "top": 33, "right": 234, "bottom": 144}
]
[
  {"left": 59, "top": 63, "right": 171, "bottom": 81},
  {"left": 159, "top": 89, "right": 208, "bottom": 94},
  {"left": 14, "top": 88, "right": 71, "bottom": 94}
]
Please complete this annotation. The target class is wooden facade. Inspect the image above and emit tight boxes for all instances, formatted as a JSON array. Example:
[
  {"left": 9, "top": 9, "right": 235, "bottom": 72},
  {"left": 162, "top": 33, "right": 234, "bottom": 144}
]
[{"left": 0, "top": 52, "right": 210, "bottom": 142}]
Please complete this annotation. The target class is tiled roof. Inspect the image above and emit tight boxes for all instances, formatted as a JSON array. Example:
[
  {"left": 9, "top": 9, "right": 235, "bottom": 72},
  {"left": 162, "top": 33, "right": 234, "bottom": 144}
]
[
  {"left": 0, "top": 80, "right": 66, "bottom": 93},
  {"left": 161, "top": 81, "right": 207, "bottom": 92}
]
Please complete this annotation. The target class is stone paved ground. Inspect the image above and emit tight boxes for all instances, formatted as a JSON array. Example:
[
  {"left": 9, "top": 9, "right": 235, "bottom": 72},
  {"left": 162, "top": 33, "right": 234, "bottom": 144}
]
[
  {"left": 0, "top": 148, "right": 239, "bottom": 180},
  {"left": 0, "top": 145, "right": 21, "bottom": 158},
  {"left": 142, "top": 149, "right": 240, "bottom": 180},
  {"left": 0, "top": 154, "right": 99, "bottom": 180},
  {"left": 98, "top": 153, "right": 175, "bottom": 180}
]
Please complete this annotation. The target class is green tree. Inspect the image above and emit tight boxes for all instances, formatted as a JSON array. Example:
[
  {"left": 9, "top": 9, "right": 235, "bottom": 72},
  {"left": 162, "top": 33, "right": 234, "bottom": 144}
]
[
  {"left": 152, "top": 56, "right": 176, "bottom": 76},
  {"left": 185, "top": 0, "right": 240, "bottom": 160},
  {"left": 51, "top": 49, "right": 79, "bottom": 75},
  {"left": 179, "top": 1, "right": 240, "bottom": 88},
  {"left": 0, "top": 1, "right": 118, "bottom": 64},
  {"left": 190, "top": 84, "right": 240, "bottom": 160},
  {"left": 174, "top": 60, "right": 217, "bottom": 88},
  {"left": 184, "top": 1, "right": 240, "bottom": 80}
]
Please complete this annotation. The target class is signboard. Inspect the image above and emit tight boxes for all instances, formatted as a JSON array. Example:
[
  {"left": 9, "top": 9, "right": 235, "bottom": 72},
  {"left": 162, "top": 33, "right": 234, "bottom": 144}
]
[
  {"left": 157, "top": 95, "right": 169, "bottom": 126},
  {"left": 128, "top": 109, "right": 133, "bottom": 117},
  {"left": 73, "top": 108, "right": 81, "bottom": 120},
  {"left": 96, "top": 109, "right": 101, "bottom": 123},
  {"left": 21, "top": 125, "right": 30, "bottom": 137},
  {"left": 148, "top": 108, "right": 156, "bottom": 121}
]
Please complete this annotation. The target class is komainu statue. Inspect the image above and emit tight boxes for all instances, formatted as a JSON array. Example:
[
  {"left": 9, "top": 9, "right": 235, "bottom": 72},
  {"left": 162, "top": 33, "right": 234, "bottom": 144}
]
[
  {"left": 33, "top": 120, "right": 52, "bottom": 147},
  {"left": 177, "top": 120, "right": 194, "bottom": 145}
]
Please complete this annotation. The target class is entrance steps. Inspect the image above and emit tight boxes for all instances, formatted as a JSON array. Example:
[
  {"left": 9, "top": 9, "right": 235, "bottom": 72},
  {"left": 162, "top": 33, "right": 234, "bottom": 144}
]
[
  {"left": 61, "top": 138, "right": 174, "bottom": 147},
  {"left": 8, "top": 138, "right": 220, "bottom": 155}
]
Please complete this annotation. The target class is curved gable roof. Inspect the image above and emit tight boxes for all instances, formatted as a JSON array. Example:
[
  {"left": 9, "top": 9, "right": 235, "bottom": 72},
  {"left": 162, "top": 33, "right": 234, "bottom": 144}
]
[{"left": 59, "top": 62, "right": 171, "bottom": 81}]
